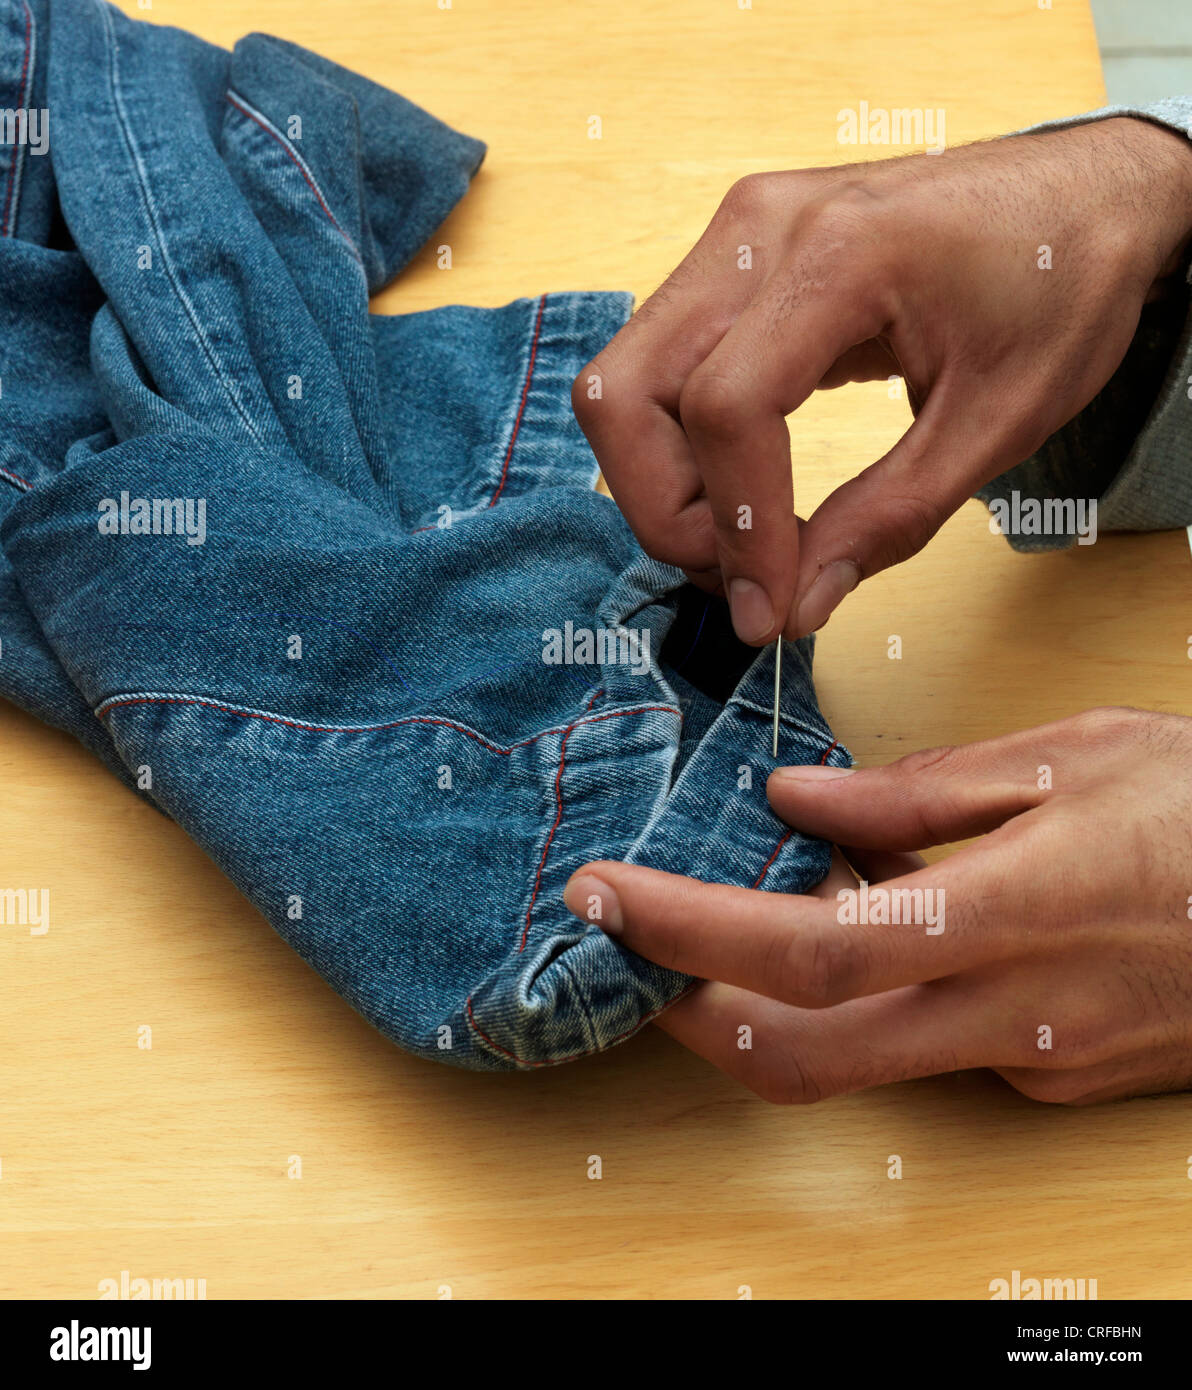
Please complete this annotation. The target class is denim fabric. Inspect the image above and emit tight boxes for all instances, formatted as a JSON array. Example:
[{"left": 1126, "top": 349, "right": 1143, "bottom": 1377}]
[{"left": 0, "top": 0, "right": 848, "bottom": 1070}]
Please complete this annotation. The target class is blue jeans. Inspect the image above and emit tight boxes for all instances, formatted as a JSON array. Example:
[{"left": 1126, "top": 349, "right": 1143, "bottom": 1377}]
[{"left": 0, "top": 0, "right": 848, "bottom": 1069}]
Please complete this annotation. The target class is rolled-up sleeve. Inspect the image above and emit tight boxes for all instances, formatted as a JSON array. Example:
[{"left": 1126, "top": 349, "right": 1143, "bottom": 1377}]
[{"left": 978, "top": 98, "right": 1192, "bottom": 551}]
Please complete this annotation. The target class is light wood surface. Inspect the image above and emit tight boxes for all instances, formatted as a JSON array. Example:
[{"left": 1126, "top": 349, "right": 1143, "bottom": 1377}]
[{"left": 4, "top": 0, "right": 1189, "bottom": 1301}]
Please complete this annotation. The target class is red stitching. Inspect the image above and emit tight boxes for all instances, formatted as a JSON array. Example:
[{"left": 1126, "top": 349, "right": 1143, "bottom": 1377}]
[
  {"left": 95, "top": 693, "right": 677, "bottom": 755},
  {"left": 488, "top": 294, "right": 546, "bottom": 507},
  {"left": 521, "top": 722, "right": 576, "bottom": 952},
  {"left": 224, "top": 93, "right": 358, "bottom": 255},
  {"left": 0, "top": 462, "right": 32, "bottom": 491},
  {"left": 467, "top": 733, "right": 844, "bottom": 1063},
  {"left": 751, "top": 830, "right": 793, "bottom": 890},
  {"left": 752, "top": 738, "right": 842, "bottom": 888},
  {"left": 1, "top": 2, "right": 33, "bottom": 239},
  {"left": 410, "top": 291, "right": 546, "bottom": 522},
  {"left": 465, "top": 984, "right": 694, "bottom": 1069},
  {"left": 516, "top": 688, "right": 617, "bottom": 952}
]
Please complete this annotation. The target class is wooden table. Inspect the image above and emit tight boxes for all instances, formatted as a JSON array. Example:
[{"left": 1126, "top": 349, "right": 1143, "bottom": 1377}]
[{"left": 3, "top": 0, "right": 1188, "bottom": 1300}]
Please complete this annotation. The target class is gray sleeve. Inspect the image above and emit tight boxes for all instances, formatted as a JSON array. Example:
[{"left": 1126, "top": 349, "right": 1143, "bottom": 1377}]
[{"left": 977, "top": 98, "right": 1192, "bottom": 552}]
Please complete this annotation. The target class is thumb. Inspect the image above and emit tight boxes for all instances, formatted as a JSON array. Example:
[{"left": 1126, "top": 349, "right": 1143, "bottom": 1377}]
[{"left": 788, "top": 384, "right": 1028, "bottom": 636}]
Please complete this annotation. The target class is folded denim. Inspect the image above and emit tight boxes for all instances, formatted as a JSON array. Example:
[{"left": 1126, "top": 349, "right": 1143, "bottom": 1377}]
[{"left": 0, "top": 0, "right": 848, "bottom": 1069}]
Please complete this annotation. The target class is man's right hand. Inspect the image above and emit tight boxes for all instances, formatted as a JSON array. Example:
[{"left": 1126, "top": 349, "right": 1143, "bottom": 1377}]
[{"left": 572, "top": 116, "right": 1192, "bottom": 643}]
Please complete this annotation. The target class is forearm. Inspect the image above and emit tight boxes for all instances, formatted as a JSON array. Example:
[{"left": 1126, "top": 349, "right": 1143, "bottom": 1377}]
[{"left": 983, "top": 106, "right": 1192, "bottom": 550}]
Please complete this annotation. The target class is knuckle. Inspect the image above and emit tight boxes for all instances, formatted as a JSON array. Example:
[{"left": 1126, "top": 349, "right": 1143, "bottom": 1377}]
[
  {"left": 749, "top": 1054, "right": 828, "bottom": 1106},
  {"left": 894, "top": 743, "right": 959, "bottom": 780},
  {"left": 1069, "top": 705, "right": 1146, "bottom": 745},
  {"left": 719, "top": 171, "right": 784, "bottom": 220},
  {"left": 882, "top": 744, "right": 965, "bottom": 844},
  {"left": 570, "top": 356, "right": 620, "bottom": 434},
  {"left": 778, "top": 926, "right": 858, "bottom": 1008},
  {"left": 708, "top": 495, "right": 760, "bottom": 556},
  {"left": 856, "top": 486, "right": 944, "bottom": 570},
  {"left": 801, "top": 180, "right": 884, "bottom": 243},
  {"left": 649, "top": 928, "right": 687, "bottom": 976},
  {"left": 622, "top": 509, "right": 671, "bottom": 556},
  {"left": 623, "top": 503, "right": 714, "bottom": 573},
  {"left": 570, "top": 361, "right": 598, "bottom": 423},
  {"left": 677, "top": 370, "right": 748, "bottom": 440},
  {"left": 1000, "top": 1067, "right": 1093, "bottom": 1107},
  {"left": 627, "top": 521, "right": 692, "bottom": 571}
]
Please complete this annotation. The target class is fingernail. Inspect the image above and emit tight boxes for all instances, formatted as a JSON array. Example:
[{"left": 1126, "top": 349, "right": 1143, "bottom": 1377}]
[
  {"left": 772, "top": 764, "right": 855, "bottom": 781},
  {"left": 795, "top": 560, "right": 860, "bottom": 636},
  {"left": 563, "top": 873, "right": 623, "bottom": 935},
  {"left": 728, "top": 578, "right": 774, "bottom": 643}
]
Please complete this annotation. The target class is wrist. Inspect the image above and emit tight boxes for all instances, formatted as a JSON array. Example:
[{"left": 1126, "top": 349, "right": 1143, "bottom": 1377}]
[{"left": 1094, "top": 116, "right": 1192, "bottom": 287}]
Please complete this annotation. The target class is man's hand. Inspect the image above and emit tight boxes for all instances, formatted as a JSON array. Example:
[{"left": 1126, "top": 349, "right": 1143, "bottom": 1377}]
[
  {"left": 563, "top": 708, "right": 1192, "bottom": 1105},
  {"left": 573, "top": 119, "right": 1192, "bottom": 643}
]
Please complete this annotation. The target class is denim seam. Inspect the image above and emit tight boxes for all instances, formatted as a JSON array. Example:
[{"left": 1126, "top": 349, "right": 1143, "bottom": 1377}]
[
  {"left": 557, "top": 955, "right": 599, "bottom": 1052},
  {"left": 224, "top": 89, "right": 364, "bottom": 266},
  {"left": 94, "top": 689, "right": 681, "bottom": 752},
  {"left": 0, "top": 462, "right": 32, "bottom": 493},
  {"left": 463, "top": 983, "right": 695, "bottom": 1071},
  {"left": 465, "top": 736, "right": 845, "bottom": 1065},
  {"left": 98, "top": 685, "right": 688, "bottom": 1069},
  {"left": 486, "top": 292, "right": 547, "bottom": 507},
  {"left": 751, "top": 738, "right": 841, "bottom": 888},
  {"left": 734, "top": 695, "right": 849, "bottom": 746},
  {"left": 513, "top": 293, "right": 605, "bottom": 490},
  {"left": 1, "top": 0, "right": 33, "bottom": 239},
  {"left": 517, "top": 686, "right": 606, "bottom": 952},
  {"left": 753, "top": 831, "right": 793, "bottom": 889},
  {"left": 98, "top": 1, "right": 267, "bottom": 448}
]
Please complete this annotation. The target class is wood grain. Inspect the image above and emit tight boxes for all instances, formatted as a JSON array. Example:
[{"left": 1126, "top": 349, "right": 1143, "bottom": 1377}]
[{"left": 3, "top": 0, "right": 1189, "bottom": 1301}]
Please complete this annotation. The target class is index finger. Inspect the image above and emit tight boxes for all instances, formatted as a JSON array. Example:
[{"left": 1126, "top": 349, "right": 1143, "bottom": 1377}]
[
  {"left": 678, "top": 271, "right": 895, "bottom": 642},
  {"left": 563, "top": 850, "right": 1022, "bottom": 1008},
  {"left": 571, "top": 230, "right": 756, "bottom": 576}
]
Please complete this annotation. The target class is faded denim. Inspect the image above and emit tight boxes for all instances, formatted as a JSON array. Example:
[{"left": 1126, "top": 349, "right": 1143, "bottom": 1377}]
[{"left": 0, "top": 0, "right": 848, "bottom": 1070}]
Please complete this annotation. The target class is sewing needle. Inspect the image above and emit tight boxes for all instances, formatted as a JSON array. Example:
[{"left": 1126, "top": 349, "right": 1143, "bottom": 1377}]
[{"left": 771, "top": 636, "right": 782, "bottom": 758}]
